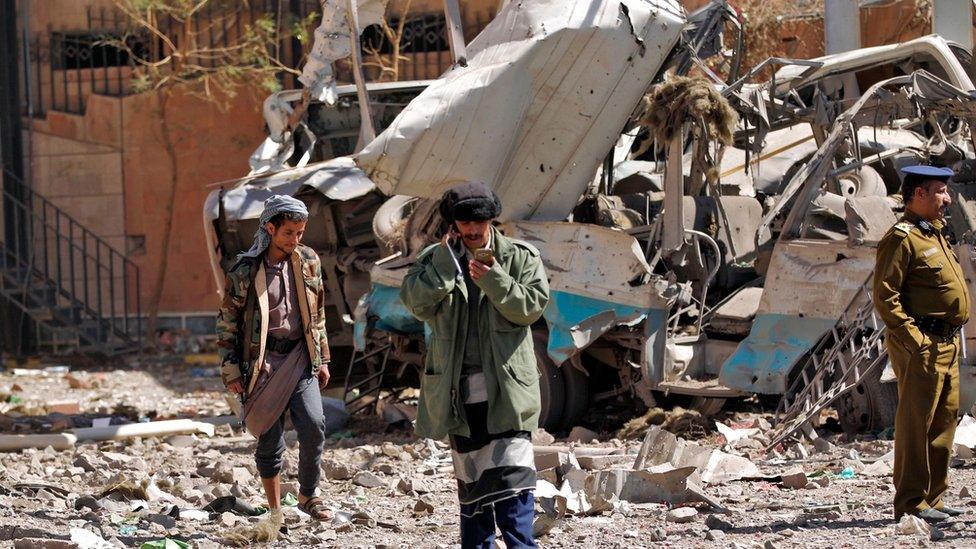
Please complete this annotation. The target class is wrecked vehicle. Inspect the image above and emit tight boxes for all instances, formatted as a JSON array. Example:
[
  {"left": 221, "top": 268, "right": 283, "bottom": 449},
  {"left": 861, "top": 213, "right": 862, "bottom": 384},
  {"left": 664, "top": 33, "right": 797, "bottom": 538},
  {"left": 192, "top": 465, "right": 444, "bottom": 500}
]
[{"left": 207, "top": 0, "right": 976, "bottom": 438}]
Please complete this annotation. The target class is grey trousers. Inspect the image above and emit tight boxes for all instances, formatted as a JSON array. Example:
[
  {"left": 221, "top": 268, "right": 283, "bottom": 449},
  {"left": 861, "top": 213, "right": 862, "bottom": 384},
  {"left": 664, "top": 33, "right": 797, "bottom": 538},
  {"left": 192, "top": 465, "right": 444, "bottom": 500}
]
[{"left": 254, "top": 370, "right": 325, "bottom": 497}]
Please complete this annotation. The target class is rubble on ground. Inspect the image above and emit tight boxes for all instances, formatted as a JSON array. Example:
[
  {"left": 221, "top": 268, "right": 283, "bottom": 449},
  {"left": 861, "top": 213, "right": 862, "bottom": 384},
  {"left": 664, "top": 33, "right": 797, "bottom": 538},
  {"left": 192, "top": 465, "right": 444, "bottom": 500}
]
[{"left": 4, "top": 361, "right": 976, "bottom": 547}]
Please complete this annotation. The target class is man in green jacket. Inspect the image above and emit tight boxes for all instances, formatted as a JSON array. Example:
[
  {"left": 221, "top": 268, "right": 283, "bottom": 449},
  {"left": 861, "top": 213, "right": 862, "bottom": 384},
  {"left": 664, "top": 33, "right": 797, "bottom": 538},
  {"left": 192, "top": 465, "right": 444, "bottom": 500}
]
[{"left": 400, "top": 181, "right": 550, "bottom": 548}]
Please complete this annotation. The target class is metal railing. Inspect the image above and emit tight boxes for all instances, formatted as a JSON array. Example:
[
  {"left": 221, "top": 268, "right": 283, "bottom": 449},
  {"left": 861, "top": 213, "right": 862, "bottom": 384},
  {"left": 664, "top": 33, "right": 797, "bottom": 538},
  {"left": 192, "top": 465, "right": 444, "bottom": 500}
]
[{"left": 0, "top": 167, "right": 141, "bottom": 350}]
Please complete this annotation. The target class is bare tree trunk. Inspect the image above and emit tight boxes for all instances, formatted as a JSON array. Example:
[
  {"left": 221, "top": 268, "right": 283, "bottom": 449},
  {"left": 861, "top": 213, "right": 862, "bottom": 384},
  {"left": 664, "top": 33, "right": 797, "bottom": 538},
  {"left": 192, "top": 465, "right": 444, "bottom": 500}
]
[{"left": 145, "top": 88, "right": 179, "bottom": 348}]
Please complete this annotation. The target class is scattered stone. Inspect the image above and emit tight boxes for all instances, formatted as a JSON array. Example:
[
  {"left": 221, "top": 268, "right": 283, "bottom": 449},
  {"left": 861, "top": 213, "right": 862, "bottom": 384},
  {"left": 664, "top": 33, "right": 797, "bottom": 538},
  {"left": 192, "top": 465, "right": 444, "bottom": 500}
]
[
  {"left": 413, "top": 495, "right": 435, "bottom": 516},
  {"left": 353, "top": 471, "right": 387, "bottom": 489},
  {"left": 930, "top": 527, "right": 945, "bottom": 542},
  {"left": 623, "top": 529, "right": 638, "bottom": 538},
  {"left": 13, "top": 539, "right": 76, "bottom": 549},
  {"left": 46, "top": 401, "right": 80, "bottom": 415},
  {"left": 812, "top": 475, "right": 831, "bottom": 488},
  {"left": 647, "top": 527, "right": 667, "bottom": 541},
  {"left": 895, "top": 514, "right": 931, "bottom": 536},
  {"left": 220, "top": 511, "right": 241, "bottom": 527},
  {"left": 763, "top": 541, "right": 779, "bottom": 549},
  {"left": 532, "top": 429, "right": 555, "bottom": 445},
  {"left": 780, "top": 469, "right": 808, "bottom": 489},
  {"left": 65, "top": 373, "right": 92, "bottom": 389},
  {"left": 73, "top": 495, "right": 101, "bottom": 511},
  {"left": 567, "top": 426, "right": 599, "bottom": 443},
  {"left": 962, "top": 486, "right": 972, "bottom": 499},
  {"left": 705, "top": 514, "right": 734, "bottom": 531},
  {"left": 165, "top": 435, "right": 196, "bottom": 449},
  {"left": 147, "top": 513, "right": 177, "bottom": 529},
  {"left": 397, "top": 477, "right": 431, "bottom": 494},
  {"left": 706, "top": 530, "right": 726, "bottom": 541},
  {"left": 323, "top": 459, "right": 356, "bottom": 480},
  {"left": 73, "top": 454, "right": 96, "bottom": 473},
  {"left": 231, "top": 466, "right": 253, "bottom": 485},
  {"left": 666, "top": 507, "right": 698, "bottom": 523}
]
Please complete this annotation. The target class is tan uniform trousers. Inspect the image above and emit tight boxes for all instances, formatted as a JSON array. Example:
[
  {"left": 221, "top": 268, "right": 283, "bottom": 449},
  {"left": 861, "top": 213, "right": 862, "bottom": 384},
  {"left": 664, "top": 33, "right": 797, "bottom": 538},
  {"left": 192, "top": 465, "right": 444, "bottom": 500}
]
[{"left": 889, "top": 334, "right": 960, "bottom": 519}]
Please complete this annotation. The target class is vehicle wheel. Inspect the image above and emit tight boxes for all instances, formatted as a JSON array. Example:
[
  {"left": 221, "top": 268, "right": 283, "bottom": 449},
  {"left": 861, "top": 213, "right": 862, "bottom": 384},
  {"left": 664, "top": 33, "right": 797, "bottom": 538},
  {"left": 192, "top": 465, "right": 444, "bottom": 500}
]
[
  {"left": 836, "top": 364, "right": 898, "bottom": 435},
  {"left": 690, "top": 396, "right": 726, "bottom": 416},
  {"left": 534, "top": 330, "right": 566, "bottom": 433},
  {"left": 372, "top": 195, "right": 417, "bottom": 256},
  {"left": 559, "top": 360, "right": 590, "bottom": 431}
]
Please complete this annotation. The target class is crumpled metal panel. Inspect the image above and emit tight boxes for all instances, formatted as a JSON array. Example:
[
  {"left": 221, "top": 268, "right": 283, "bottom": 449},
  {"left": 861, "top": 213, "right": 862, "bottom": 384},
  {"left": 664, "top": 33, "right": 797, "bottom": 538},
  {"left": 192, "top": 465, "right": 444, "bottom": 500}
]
[
  {"left": 356, "top": 0, "right": 685, "bottom": 221},
  {"left": 502, "top": 221, "right": 675, "bottom": 364},
  {"left": 719, "top": 313, "right": 836, "bottom": 394},
  {"left": 203, "top": 157, "right": 375, "bottom": 223},
  {"left": 719, "top": 239, "right": 877, "bottom": 394},
  {"left": 299, "top": 0, "right": 390, "bottom": 104}
]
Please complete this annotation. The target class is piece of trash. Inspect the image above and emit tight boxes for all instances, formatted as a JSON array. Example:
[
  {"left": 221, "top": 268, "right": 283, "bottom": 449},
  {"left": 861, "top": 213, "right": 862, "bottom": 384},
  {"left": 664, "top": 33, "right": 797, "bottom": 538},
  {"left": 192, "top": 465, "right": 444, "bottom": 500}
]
[
  {"left": 139, "top": 538, "right": 190, "bottom": 549},
  {"left": 119, "top": 524, "right": 138, "bottom": 536},
  {"left": 838, "top": 467, "right": 856, "bottom": 479},
  {"left": 895, "top": 514, "right": 931, "bottom": 536},
  {"left": 281, "top": 492, "right": 298, "bottom": 506},
  {"left": 715, "top": 421, "right": 759, "bottom": 446},
  {"left": 202, "top": 496, "right": 266, "bottom": 516},
  {"left": 91, "top": 417, "right": 112, "bottom": 428},
  {"left": 180, "top": 509, "right": 210, "bottom": 521},
  {"left": 953, "top": 415, "right": 976, "bottom": 458},
  {"left": 45, "top": 366, "right": 70, "bottom": 375},
  {"left": 70, "top": 527, "right": 115, "bottom": 549}
]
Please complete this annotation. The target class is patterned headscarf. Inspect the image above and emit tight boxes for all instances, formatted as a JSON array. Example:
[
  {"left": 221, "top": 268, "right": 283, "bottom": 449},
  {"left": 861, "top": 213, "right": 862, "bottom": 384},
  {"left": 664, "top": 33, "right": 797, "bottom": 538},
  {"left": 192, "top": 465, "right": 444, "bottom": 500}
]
[{"left": 238, "top": 195, "right": 309, "bottom": 260}]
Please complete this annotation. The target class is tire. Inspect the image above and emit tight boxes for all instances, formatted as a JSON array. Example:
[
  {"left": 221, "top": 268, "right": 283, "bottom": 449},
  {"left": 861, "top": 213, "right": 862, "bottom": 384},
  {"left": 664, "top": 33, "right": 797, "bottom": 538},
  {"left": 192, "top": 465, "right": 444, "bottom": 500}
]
[
  {"left": 836, "top": 364, "right": 898, "bottom": 435},
  {"left": 689, "top": 396, "right": 726, "bottom": 417},
  {"left": 372, "top": 195, "right": 417, "bottom": 255},
  {"left": 534, "top": 330, "right": 566, "bottom": 433},
  {"left": 559, "top": 360, "right": 590, "bottom": 431}
]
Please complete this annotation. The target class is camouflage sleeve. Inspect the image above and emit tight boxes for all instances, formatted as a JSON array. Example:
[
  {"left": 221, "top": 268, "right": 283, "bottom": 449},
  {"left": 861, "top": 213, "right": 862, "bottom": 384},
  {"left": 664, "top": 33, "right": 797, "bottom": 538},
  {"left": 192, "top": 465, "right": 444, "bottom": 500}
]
[
  {"left": 216, "top": 269, "right": 246, "bottom": 386},
  {"left": 315, "top": 257, "right": 330, "bottom": 366}
]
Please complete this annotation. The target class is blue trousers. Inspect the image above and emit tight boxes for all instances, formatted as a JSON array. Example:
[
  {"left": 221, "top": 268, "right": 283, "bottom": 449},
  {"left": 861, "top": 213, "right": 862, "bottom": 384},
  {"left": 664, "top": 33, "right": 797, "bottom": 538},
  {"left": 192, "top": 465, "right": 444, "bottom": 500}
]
[{"left": 460, "top": 490, "right": 536, "bottom": 549}]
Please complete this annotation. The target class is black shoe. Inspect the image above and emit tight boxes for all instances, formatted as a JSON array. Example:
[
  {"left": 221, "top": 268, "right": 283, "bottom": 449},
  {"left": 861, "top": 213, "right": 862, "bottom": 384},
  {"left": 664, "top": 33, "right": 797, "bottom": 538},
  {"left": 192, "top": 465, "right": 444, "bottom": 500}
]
[
  {"left": 909, "top": 508, "right": 950, "bottom": 523},
  {"left": 936, "top": 505, "right": 965, "bottom": 517}
]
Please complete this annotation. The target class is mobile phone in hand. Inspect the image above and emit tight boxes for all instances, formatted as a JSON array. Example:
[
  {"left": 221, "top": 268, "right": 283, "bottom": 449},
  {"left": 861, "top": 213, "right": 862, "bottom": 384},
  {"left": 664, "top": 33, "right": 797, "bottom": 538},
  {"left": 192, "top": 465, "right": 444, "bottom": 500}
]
[{"left": 474, "top": 248, "right": 494, "bottom": 265}]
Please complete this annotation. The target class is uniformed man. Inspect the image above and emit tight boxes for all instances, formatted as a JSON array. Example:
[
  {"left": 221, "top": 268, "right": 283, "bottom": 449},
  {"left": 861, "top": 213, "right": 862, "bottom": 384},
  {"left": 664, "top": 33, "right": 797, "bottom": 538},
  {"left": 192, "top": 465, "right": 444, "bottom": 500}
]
[{"left": 874, "top": 164, "right": 971, "bottom": 523}]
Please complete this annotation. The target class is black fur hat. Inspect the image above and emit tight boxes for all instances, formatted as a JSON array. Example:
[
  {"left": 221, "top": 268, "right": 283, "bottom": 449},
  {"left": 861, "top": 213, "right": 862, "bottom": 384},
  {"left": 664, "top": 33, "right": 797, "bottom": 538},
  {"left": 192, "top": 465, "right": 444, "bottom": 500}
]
[{"left": 439, "top": 181, "right": 502, "bottom": 223}]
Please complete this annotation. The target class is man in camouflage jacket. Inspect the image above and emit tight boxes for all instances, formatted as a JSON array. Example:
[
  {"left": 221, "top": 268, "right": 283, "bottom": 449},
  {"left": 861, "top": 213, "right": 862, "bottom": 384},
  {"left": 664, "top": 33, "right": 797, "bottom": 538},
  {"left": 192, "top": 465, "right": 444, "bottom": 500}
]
[
  {"left": 216, "top": 244, "right": 331, "bottom": 391},
  {"left": 215, "top": 195, "right": 333, "bottom": 521}
]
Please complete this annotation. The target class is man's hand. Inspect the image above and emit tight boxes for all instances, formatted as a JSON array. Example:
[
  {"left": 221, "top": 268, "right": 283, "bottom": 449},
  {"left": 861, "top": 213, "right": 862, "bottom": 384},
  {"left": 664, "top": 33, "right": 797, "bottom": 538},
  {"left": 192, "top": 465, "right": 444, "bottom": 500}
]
[
  {"left": 441, "top": 229, "right": 458, "bottom": 249},
  {"left": 227, "top": 379, "right": 244, "bottom": 394},
  {"left": 318, "top": 362, "right": 331, "bottom": 390},
  {"left": 469, "top": 259, "right": 490, "bottom": 281}
]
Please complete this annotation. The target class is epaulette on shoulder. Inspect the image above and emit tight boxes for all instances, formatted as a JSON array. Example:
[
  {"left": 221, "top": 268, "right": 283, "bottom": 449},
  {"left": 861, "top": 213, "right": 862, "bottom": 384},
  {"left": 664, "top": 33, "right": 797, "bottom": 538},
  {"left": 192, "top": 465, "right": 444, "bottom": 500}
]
[{"left": 892, "top": 222, "right": 915, "bottom": 236}]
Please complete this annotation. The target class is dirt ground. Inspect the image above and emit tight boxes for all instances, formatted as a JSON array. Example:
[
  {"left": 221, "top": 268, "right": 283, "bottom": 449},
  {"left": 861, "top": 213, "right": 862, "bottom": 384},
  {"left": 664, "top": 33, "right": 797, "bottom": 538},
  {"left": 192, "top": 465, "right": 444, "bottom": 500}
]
[{"left": 2, "top": 357, "right": 976, "bottom": 548}]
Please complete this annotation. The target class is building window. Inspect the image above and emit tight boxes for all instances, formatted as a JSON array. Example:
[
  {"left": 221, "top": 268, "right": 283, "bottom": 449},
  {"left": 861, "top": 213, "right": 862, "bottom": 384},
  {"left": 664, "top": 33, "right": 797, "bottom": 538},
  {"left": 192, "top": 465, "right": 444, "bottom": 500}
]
[{"left": 52, "top": 32, "right": 149, "bottom": 70}]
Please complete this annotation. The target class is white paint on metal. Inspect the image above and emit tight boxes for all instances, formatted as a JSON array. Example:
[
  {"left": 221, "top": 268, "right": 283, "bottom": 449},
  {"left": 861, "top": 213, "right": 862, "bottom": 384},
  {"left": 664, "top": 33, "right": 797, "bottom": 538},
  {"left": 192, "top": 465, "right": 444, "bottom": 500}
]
[
  {"left": 356, "top": 0, "right": 686, "bottom": 222},
  {"left": 501, "top": 221, "right": 669, "bottom": 309}
]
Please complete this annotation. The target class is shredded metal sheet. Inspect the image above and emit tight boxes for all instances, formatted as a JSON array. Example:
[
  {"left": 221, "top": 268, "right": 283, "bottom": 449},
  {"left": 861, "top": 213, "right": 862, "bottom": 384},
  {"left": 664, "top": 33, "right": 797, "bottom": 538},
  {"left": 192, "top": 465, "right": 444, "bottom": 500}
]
[{"left": 356, "top": 0, "right": 685, "bottom": 221}]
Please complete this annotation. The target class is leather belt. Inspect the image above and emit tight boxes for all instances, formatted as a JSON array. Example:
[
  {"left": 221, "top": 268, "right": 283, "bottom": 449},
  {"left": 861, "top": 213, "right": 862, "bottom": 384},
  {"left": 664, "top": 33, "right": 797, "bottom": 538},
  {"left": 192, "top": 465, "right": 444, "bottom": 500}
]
[
  {"left": 915, "top": 316, "right": 962, "bottom": 343},
  {"left": 267, "top": 335, "right": 301, "bottom": 354}
]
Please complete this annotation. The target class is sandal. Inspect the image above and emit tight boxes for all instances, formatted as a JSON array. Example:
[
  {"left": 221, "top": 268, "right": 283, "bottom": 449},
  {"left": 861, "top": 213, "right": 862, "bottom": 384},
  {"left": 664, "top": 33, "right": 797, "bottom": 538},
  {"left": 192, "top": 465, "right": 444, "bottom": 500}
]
[{"left": 299, "top": 496, "right": 332, "bottom": 520}]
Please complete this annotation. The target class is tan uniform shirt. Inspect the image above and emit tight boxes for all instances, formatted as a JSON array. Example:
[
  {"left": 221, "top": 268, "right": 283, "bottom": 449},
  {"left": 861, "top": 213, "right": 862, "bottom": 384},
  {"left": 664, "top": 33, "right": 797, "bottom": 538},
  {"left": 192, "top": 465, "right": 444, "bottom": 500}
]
[{"left": 874, "top": 212, "right": 970, "bottom": 351}]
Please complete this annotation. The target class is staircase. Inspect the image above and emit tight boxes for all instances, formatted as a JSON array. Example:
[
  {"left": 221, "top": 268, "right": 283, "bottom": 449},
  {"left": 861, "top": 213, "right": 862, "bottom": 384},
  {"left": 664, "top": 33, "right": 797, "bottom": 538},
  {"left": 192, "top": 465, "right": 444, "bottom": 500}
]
[
  {"left": 766, "top": 278, "right": 888, "bottom": 449},
  {"left": 0, "top": 169, "right": 142, "bottom": 355}
]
